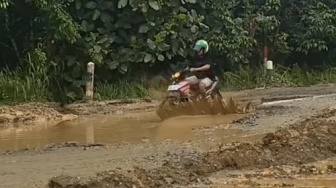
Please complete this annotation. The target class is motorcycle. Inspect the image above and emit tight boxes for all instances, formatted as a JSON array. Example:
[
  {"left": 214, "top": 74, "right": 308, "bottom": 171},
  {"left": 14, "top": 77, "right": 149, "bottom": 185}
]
[
  {"left": 164, "top": 67, "right": 222, "bottom": 105},
  {"left": 156, "top": 68, "right": 251, "bottom": 120}
]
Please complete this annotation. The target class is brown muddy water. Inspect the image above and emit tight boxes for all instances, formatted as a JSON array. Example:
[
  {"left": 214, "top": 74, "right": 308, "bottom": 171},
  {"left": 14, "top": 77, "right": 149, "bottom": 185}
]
[{"left": 0, "top": 112, "right": 259, "bottom": 151}]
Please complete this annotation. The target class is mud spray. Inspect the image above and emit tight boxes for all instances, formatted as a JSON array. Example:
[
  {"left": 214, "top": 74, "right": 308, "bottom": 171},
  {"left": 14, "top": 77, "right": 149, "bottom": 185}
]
[{"left": 156, "top": 97, "right": 252, "bottom": 120}]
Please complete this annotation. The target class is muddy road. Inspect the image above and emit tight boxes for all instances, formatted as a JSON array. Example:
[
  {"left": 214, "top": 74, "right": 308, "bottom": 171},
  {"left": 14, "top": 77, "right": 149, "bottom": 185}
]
[{"left": 1, "top": 85, "right": 336, "bottom": 187}]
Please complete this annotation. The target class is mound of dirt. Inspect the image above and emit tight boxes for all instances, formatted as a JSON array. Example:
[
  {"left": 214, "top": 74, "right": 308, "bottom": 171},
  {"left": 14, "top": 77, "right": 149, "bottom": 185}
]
[
  {"left": 0, "top": 103, "right": 77, "bottom": 127},
  {"left": 49, "top": 171, "right": 138, "bottom": 188},
  {"left": 192, "top": 118, "right": 336, "bottom": 175},
  {"left": 49, "top": 166, "right": 210, "bottom": 188},
  {"left": 48, "top": 109, "right": 336, "bottom": 188},
  {"left": 65, "top": 99, "right": 157, "bottom": 116},
  {"left": 0, "top": 99, "right": 156, "bottom": 127},
  {"left": 3, "top": 141, "right": 105, "bottom": 155}
]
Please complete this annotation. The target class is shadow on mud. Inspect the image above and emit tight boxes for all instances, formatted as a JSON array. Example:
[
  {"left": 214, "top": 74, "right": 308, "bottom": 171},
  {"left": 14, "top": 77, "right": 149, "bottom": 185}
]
[{"left": 49, "top": 109, "right": 336, "bottom": 188}]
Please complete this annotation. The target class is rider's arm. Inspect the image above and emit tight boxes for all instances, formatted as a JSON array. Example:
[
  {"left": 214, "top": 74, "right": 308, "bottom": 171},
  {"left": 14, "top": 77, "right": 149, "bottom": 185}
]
[
  {"left": 195, "top": 64, "right": 210, "bottom": 71},
  {"left": 195, "top": 57, "right": 212, "bottom": 71}
]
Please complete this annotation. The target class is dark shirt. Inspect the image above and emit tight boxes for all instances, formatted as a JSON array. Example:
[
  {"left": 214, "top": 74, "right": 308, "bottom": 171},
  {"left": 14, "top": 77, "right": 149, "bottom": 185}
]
[{"left": 188, "top": 54, "right": 216, "bottom": 80}]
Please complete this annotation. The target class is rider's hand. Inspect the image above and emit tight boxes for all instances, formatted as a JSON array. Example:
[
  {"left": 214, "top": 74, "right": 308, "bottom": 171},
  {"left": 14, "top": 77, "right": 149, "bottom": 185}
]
[{"left": 190, "top": 68, "right": 197, "bottom": 72}]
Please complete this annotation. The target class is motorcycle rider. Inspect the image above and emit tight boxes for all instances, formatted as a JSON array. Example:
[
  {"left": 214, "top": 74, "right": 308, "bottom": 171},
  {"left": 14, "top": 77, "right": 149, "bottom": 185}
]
[{"left": 185, "top": 39, "right": 217, "bottom": 96}]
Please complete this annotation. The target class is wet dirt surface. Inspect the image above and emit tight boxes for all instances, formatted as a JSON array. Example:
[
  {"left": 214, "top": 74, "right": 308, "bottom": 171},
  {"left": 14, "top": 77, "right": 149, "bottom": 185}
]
[
  {"left": 0, "top": 103, "right": 78, "bottom": 127},
  {"left": 2, "top": 85, "right": 336, "bottom": 187},
  {"left": 1, "top": 84, "right": 336, "bottom": 127},
  {"left": 47, "top": 108, "right": 336, "bottom": 188}
]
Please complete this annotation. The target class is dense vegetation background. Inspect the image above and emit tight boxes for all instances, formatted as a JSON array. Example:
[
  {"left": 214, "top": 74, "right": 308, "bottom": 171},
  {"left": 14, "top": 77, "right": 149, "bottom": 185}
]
[{"left": 1, "top": 0, "right": 336, "bottom": 104}]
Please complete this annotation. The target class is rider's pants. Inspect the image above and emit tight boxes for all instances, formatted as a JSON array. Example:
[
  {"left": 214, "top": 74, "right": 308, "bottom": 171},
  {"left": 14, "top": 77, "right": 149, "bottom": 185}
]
[{"left": 185, "top": 76, "right": 213, "bottom": 88}]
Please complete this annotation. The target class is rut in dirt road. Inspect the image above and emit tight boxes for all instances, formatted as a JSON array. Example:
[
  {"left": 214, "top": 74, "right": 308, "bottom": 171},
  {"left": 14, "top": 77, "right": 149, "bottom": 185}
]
[{"left": 49, "top": 109, "right": 336, "bottom": 188}]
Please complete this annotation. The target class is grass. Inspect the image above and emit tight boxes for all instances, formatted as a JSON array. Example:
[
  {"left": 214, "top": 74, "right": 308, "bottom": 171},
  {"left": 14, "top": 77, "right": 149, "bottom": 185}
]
[
  {"left": 0, "top": 68, "right": 50, "bottom": 104},
  {"left": 94, "top": 80, "right": 149, "bottom": 100},
  {"left": 1, "top": 65, "right": 336, "bottom": 104},
  {"left": 222, "top": 65, "right": 336, "bottom": 90}
]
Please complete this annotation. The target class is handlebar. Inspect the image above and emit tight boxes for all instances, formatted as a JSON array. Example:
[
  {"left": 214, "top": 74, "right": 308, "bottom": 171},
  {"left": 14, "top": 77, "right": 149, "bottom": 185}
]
[{"left": 181, "top": 68, "right": 190, "bottom": 74}]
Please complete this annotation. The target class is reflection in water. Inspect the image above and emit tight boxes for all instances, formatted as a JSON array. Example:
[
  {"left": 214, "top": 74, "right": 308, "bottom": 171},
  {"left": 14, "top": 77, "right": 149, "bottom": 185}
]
[
  {"left": 86, "top": 124, "right": 94, "bottom": 144},
  {"left": 0, "top": 112, "right": 257, "bottom": 151}
]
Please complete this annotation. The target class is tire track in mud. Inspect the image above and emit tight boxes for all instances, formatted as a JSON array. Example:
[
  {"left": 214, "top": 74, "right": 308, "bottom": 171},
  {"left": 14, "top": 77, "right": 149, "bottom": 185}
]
[{"left": 49, "top": 109, "right": 336, "bottom": 188}]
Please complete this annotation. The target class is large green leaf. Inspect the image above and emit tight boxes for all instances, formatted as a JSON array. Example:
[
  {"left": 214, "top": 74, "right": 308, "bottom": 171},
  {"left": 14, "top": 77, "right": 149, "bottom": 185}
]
[
  {"left": 119, "top": 64, "right": 128, "bottom": 73},
  {"left": 100, "top": 12, "right": 111, "bottom": 23},
  {"left": 129, "top": 0, "right": 139, "bottom": 8},
  {"left": 166, "top": 52, "right": 172, "bottom": 59},
  {"left": 66, "top": 57, "right": 76, "bottom": 67},
  {"left": 84, "top": 37, "right": 92, "bottom": 42},
  {"left": 144, "top": 53, "right": 152, "bottom": 62},
  {"left": 139, "top": 25, "right": 149, "bottom": 33},
  {"left": 190, "top": 9, "right": 197, "bottom": 19},
  {"left": 156, "top": 53, "right": 164, "bottom": 61},
  {"left": 141, "top": 3, "right": 149, "bottom": 12},
  {"left": 148, "top": 0, "right": 160, "bottom": 10},
  {"left": 94, "top": 53, "right": 104, "bottom": 63},
  {"left": 83, "top": 22, "right": 95, "bottom": 32},
  {"left": 185, "top": 0, "right": 196, "bottom": 3},
  {"left": 92, "top": 9, "right": 101, "bottom": 20},
  {"left": 73, "top": 80, "right": 85, "bottom": 88},
  {"left": 90, "top": 32, "right": 97, "bottom": 41},
  {"left": 97, "top": 36, "right": 108, "bottom": 44},
  {"left": 105, "top": 37, "right": 116, "bottom": 47},
  {"left": 190, "top": 25, "right": 198, "bottom": 33},
  {"left": 99, "top": 1, "right": 114, "bottom": 9},
  {"left": 177, "top": 48, "right": 184, "bottom": 56},
  {"left": 178, "top": 13, "right": 187, "bottom": 20},
  {"left": 168, "top": 0, "right": 180, "bottom": 7},
  {"left": 93, "top": 45, "right": 101, "bottom": 53},
  {"left": 81, "top": 20, "right": 89, "bottom": 32},
  {"left": 147, "top": 39, "right": 156, "bottom": 50},
  {"left": 158, "top": 43, "right": 170, "bottom": 51},
  {"left": 106, "top": 60, "right": 119, "bottom": 70},
  {"left": 75, "top": 1, "right": 81, "bottom": 10},
  {"left": 97, "top": 28, "right": 106, "bottom": 34},
  {"left": 66, "top": 92, "right": 77, "bottom": 100},
  {"left": 171, "top": 40, "right": 179, "bottom": 54},
  {"left": 85, "top": 1, "right": 97, "bottom": 9},
  {"left": 71, "top": 65, "right": 82, "bottom": 78},
  {"left": 118, "top": 0, "right": 128, "bottom": 8},
  {"left": 199, "top": 23, "right": 209, "bottom": 32}
]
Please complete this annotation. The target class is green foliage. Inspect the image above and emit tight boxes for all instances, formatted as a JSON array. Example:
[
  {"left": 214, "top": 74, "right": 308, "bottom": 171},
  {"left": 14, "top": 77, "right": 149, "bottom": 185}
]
[
  {"left": 0, "top": 68, "right": 50, "bottom": 104},
  {"left": 222, "top": 65, "right": 336, "bottom": 90},
  {"left": 71, "top": 0, "right": 205, "bottom": 73},
  {"left": 1, "top": 0, "right": 336, "bottom": 103},
  {"left": 0, "top": 0, "right": 10, "bottom": 9}
]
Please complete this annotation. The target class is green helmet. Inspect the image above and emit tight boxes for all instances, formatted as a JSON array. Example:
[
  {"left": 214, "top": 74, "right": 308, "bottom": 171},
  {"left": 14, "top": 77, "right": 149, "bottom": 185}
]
[{"left": 193, "top": 39, "right": 209, "bottom": 54}]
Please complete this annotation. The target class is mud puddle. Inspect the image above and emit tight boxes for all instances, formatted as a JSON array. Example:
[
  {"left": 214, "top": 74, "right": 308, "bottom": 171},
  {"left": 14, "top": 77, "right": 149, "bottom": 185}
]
[{"left": 0, "top": 112, "right": 251, "bottom": 151}]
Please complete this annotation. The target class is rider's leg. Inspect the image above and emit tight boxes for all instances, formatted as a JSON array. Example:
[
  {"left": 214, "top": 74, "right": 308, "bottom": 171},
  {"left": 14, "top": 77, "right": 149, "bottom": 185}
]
[
  {"left": 199, "top": 77, "right": 213, "bottom": 95},
  {"left": 185, "top": 76, "right": 200, "bottom": 97},
  {"left": 185, "top": 76, "right": 199, "bottom": 86}
]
